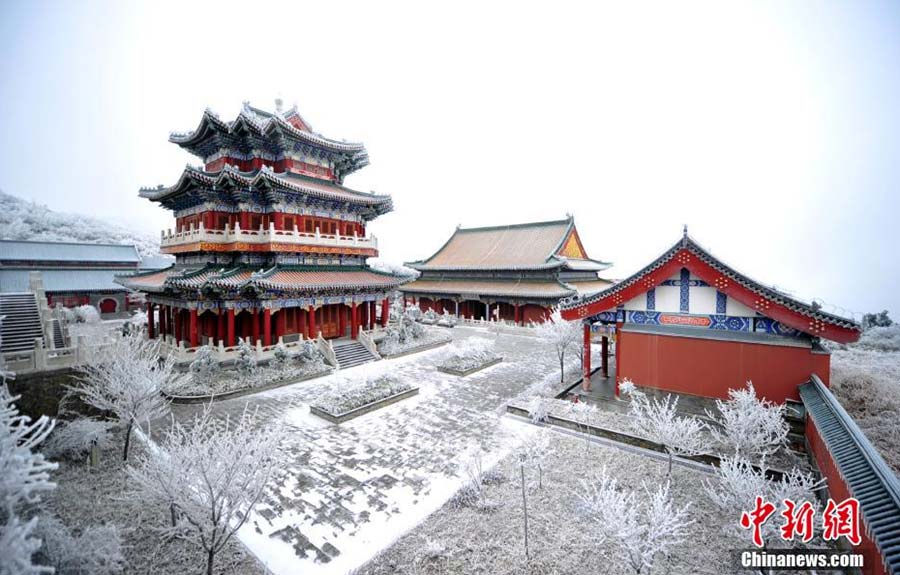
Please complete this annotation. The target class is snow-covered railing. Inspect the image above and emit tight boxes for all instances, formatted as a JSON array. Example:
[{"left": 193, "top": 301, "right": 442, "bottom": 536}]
[
  {"left": 358, "top": 329, "right": 381, "bottom": 359},
  {"left": 157, "top": 334, "right": 315, "bottom": 364},
  {"left": 1, "top": 335, "right": 116, "bottom": 374},
  {"left": 316, "top": 334, "right": 337, "bottom": 367},
  {"left": 159, "top": 222, "right": 377, "bottom": 252}
]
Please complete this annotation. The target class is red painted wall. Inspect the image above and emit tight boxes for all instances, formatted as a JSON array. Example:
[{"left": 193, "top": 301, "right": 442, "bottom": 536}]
[
  {"left": 617, "top": 330, "right": 831, "bottom": 403},
  {"left": 521, "top": 304, "right": 550, "bottom": 324},
  {"left": 806, "top": 418, "right": 887, "bottom": 575}
]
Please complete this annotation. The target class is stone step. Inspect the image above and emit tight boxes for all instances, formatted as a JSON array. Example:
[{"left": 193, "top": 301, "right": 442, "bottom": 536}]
[{"left": 0, "top": 292, "right": 44, "bottom": 353}]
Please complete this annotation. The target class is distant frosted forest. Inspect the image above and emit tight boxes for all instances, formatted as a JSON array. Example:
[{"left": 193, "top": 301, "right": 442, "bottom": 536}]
[{"left": 0, "top": 190, "right": 160, "bottom": 257}]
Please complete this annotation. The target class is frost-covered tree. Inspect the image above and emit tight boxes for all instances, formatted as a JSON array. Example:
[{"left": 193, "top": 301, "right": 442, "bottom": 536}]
[
  {"left": 271, "top": 342, "right": 289, "bottom": 374},
  {"left": 622, "top": 381, "right": 710, "bottom": 480},
  {"left": 0, "top": 373, "right": 57, "bottom": 575},
  {"left": 73, "top": 305, "right": 100, "bottom": 324},
  {"left": 189, "top": 345, "right": 218, "bottom": 388},
  {"left": 71, "top": 331, "right": 177, "bottom": 461},
  {"left": 862, "top": 310, "right": 893, "bottom": 329},
  {"left": 516, "top": 430, "right": 552, "bottom": 490},
  {"left": 534, "top": 309, "right": 582, "bottom": 383},
  {"left": 703, "top": 457, "right": 822, "bottom": 550},
  {"left": 234, "top": 338, "right": 257, "bottom": 379},
  {"left": 0, "top": 190, "right": 160, "bottom": 257},
  {"left": 579, "top": 469, "right": 692, "bottom": 574},
  {"left": 706, "top": 382, "right": 789, "bottom": 461},
  {"left": 128, "top": 406, "right": 285, "bottom": 575},
  {"left": 43, "top": 418, "right": 116, "bottom": 462}
]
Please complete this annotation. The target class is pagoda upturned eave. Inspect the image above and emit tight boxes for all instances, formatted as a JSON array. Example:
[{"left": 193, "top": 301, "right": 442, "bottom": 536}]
[
  {"left": 168, "top": 106, "right": 367, "bottom": 154},
  {"left": 139, "top": 165, "right": 393, "bottom": 213},
  {"left": 115, "top": 264, "right": 410, "bottom": 295}
]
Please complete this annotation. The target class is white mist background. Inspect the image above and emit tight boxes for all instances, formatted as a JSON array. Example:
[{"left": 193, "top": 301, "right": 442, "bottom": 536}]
[{"left": 1, "top": 0, "right": 898, "bottom": 319}]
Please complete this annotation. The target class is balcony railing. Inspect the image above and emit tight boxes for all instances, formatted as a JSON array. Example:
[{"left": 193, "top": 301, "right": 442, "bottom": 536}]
[{"left": 160, "top": 222, "right": 378, "bottom": 252}]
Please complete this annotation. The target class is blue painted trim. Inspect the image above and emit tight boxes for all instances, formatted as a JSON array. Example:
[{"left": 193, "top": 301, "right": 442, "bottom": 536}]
[{"left": 679, "top": 268, "right": 690, "bottom": 313}]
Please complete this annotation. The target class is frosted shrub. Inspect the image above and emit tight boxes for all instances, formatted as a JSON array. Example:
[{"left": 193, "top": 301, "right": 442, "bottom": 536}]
[
  {"left": 439, "top": 337, "right": 498, "bottom": 372},
  {"left": 294, "top": 340, "right": 324, "bottom": 367},
  {"left": 33, "top": 515, "right": 125, "bottom": 575},
  {"left": 452, "top": 447, "right": 496, "bottom": 510},
  {"left": 527, "top": 396, "right": 550, "bottom": 424},
  {"left": 404, "top": 304, "right": 422, "bottom": 321},
  {"left": 622, "top": 383, "right": 710, "bottom": 480},
  {"left": 578, "top": 469, "right": 693, "bottom": 574},
  {"left": 706, "top": 382, "right": 788, "bottom": 461},
  {"left": 270, "top": 342, "right": 289, "bottom": 374},
  {"left": 437, "top": 310, "right": 457, "bottom": 327},
  {"left": 855, "top": 324, "right": 900, "bottom": 352},
  {"left": 234, "top": 338, "right": 257, "bottom": 378},
  {"left": 43, "top": 418, "right": 116, "bottom": 461},
  {"left": 312, "top": 375, "right": 413, "bottom": 416},
  {"left": 73, "top": 305, "right": 100, "bottom": 324},
  {"left": 189, "top": 345, "right": 218, "bottom": 387}
]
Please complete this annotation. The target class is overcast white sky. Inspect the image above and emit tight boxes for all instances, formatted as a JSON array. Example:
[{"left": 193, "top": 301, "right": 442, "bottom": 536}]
[{"left": 1, "top": 0, "right": 898, "bottom": 320}]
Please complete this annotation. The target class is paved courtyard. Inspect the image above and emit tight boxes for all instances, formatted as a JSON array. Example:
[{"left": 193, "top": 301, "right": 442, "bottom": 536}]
[{"left": 170, "top": 326, "right": 586, "bottom": 575}]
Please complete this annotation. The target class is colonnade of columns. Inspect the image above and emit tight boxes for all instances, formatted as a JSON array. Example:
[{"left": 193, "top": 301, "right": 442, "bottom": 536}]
[
  {"left": 402, "top": 295, "right": 547, "bottom": 326},
  {"left": 145, "top": 297, "right": 391, "bottom": 349}
]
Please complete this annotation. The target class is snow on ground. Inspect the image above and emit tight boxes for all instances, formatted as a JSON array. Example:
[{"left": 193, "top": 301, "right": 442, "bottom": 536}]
[{"left": 169, "top": 326, "right": 574, "bottom": 575}]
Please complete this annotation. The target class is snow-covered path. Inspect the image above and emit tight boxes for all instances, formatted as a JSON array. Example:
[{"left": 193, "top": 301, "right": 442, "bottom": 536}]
[{"left": 170, "top": 326, "right": 574, "bottom": 575}]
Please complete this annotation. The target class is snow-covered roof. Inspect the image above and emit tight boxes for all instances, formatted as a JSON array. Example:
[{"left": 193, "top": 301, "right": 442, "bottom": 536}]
[
  {"left": 0, "top": 240, "right": 141, "bottom": 264},
  {"left": 560, "top": 232, "right": 861, "bottom": 343},
  {"left": 0, "top": 269, "right": 130, "bottom": 293},
  {"left": 407, "top": 217, "right": 611, "bottom": 272}
]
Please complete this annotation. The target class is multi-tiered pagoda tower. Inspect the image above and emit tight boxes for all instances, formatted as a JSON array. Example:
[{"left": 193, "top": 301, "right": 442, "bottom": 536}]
[{"left": 119, "top": 101, "right": 407, "bottom": 348}]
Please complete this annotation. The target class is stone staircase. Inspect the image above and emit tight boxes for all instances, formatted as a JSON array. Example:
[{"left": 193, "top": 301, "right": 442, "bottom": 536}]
[
  {"left": 51, "top": 319, "right": 66, "bottom": 349},
  {"left": 0, "top": 292, "right": 45, "bottom": 353},
  {"left": 332, "top": 340, "right": 379, "bottom": 369}
]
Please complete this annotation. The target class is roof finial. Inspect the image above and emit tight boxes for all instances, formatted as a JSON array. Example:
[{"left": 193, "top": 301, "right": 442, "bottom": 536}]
[
  {"left": 274, "top": 97, "right": 283, "bottom": 113},
  {"left": 683, "top": 224, "right": 688, "bottom": 237}
]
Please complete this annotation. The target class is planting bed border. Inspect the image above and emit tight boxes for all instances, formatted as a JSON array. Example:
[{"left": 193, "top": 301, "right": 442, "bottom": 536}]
[
  {"left": 165, "top": 368, "right": 333, "bottom": 404},
  {"left": 506, "top": 403, "right": 788, "bottom": 481},
  {"left": 437, "top": 356, "right": 503, "bottom": 377},
  {"left": 378, "top": 338, "right": 451, "bottom": 359},
  {"left": 310, "top": 386, "right": 420, "bottom": 424}
]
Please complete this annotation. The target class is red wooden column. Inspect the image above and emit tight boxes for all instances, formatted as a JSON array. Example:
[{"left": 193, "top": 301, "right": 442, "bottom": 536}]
[
  {"left": 381, "top": 298, "right": 389, "bottom": 327},
  {"left": 514, "top": 304, "right": 520, "bottom": 326},
  {"left": 339, "top": 305, "right": 347, "bottom": 337},
  {"left": 276, "top": 309, "right": 286, "bottom": 341},
  {"left": 582, "top": 321, "right": 592, "bottom": 391},
  {"left": 371, "top": 301, "right": 377, "bottom": 329},
  {"left": 251, "top": 309, "right": 260, "bottom": 345},
  {"left": 146, "top": 302, "right": 155, "bottom": 339},
  {"left": 174, "top": 308, "right": 182, "bottom": 344},
  {"left": 159, "top": 304, "right": 167, "bottom": 337},
  {"left": 226, "top": 308, "right": 236, "bottom": 347},
  {"left": 216, "top": 311, "right": 224, "bottom": 344},
  {"left": 601, "top": 335, "right": 609, "bottom": 378},
  {"left": 351, "top": 303, "right": 359, "bottom": 339},
  {"left": 307, "top": 306, "right": 317, "bottom": 339},
  {"left": 263, "top": 308, "right": 272, "bottom": 347},
  {"left": 614, "top": 322, "right": 623, "bottom": 398},
  {"left": 189, "top": 308, "right": 199, "bottom": 348}
]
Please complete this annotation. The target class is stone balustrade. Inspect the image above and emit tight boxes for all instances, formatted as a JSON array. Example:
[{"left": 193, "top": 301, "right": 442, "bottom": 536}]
[{"left": 159, "top": 221, "right": 377, "bottom": 252}]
